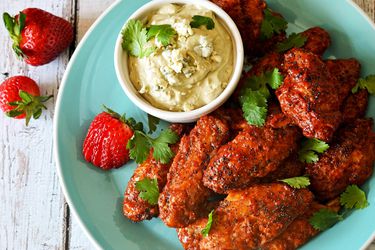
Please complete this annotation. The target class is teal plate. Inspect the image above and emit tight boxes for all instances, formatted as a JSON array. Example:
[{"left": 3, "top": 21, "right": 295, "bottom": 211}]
[{"left": 54, "top": 0, "right": 375, "bottom": 249}]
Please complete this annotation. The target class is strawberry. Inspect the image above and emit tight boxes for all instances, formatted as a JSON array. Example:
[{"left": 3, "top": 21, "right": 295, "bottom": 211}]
[
  {"left": 82, "top": 106, "right": 143, "bottom": 170},
  {"left": 3, "top": 8, "right": 74, "bottom": 66},
  {"left": 0, "top": 76, "right": 53, "bottom": 125}
]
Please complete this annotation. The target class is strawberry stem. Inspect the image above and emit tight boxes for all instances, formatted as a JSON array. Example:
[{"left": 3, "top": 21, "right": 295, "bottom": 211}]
[
  {"left": 3, "top": 12, "right": 26, "bottom": 58},
  {"left": 102, "top": 105, "right": 144, "bottom": 132},
  {"left": 6, "top": 90, "right": 53, "bottom": 126}
]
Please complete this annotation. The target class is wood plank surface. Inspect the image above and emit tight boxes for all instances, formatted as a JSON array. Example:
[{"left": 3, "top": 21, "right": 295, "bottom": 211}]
[
  {"left": 0, "top": 1, "right": 75, "bottom": 249},
  {"left": 0, "top": 0, "right": 374, "bottom": 249}
]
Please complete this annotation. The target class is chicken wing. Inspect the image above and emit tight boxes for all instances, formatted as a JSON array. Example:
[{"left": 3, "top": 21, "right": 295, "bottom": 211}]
[
  {"left": 300, "top": 27, "right": 331, "bottom": 56},
  {"left": 123, "top": 124, "right": 191, "bottom": 222},
  {"left": 158, "top": 115, "right": 230, "bottom": 228},
  {"left": 177, "top": 183, "right": 314, "bottom": 250},
  {"left": 326, "top": 58, "right": 361, "bottom": 103},
  {"left": 341, "top": 90, "right": 368, "bottom": 123},
  {"left": 203, "top": 124, "right": 301, "bottom": 193},
  {"left": 211, "top": 0, "right": 266, "bottom": 55},
  {"left": 276, "top": 48, "right": 343, "bottom": 142},
  {"left": 263, "top": 155, "right": 304, "bottom": 182},
  {"left": 306, "top": 118, "right": 375, "bottom": 201},
  {"left": 260, "top": 201, "right": 340, "bottom": 250}
]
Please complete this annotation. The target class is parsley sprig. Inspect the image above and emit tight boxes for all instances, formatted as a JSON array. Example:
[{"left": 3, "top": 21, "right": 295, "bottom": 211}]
[
  {"left": 201, "top": 210, "right": 215, "bottom": 237},
  {"left": 276, "top": 33, "right": 307, "bottom": 53},
  {"left": 127, "top": 128, "right": 179, "bottom": 164},
  {"left": 239, "top": 68, "right": 284, "bottom": 126},
  {"left": 298, "top": 138, "right": 329, "bottom": 163},
  {"left": 135, "top": 178, "right": 159, "bottom": 205},
  {"left": 309, "top": 185, "right": 369, "bottom": 231},
  {"left": 260, "top": 9, "right": 288, "bottom": 40},
  {"left": 280, "top": 176, "right": 310, "bottom": 189},
  {"left": 190, "top": 15, "right": 215, "bottom": 30},
  {"left": 352, "top": 75, "right": 375, "bottom": 94}
]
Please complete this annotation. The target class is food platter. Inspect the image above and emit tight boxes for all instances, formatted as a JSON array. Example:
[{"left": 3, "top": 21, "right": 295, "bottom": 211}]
[{"left": 54, "top": 0, "right": 375, "bottom": 249}]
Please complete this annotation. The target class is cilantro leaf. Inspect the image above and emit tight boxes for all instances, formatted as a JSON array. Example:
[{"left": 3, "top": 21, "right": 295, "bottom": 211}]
[
  {"left": 127, "top": 131, "right": 151, "bottom": 164},
  {"left": 127, "top": 129, "right": 179, "bottom": 164},
  {"left": 276, "top": 33, "right": 307, "bottom": 53},
  {"left": 264, "top": 68, "right": 284, "bottom": 89},
  {"left": 260, "top": 9, "right": 288, "bottom": 40},
  {"left": 340, "top": 185, "right": 369, "bottom": 209},
  {"left": 239, "top": 68, "right": 283, "bottom": 127},
  {"left": 352, "top": 75, "right": 375, "bottom": 94},
  {"left": 240, "top": 88, "right": 269, "bottom": 127},
  {"left": 147, "top": 114, "right": 160, "bottom": 134},
  {"left": 298, "top": 138, "right": 329, "bottom": 163},
  {"left": 201, "top": 210, "right": 215, "bottom": 237},
  {"left": 190, "top": 15, "right": 215, "bottom": 30},
  {"left": 151, "top": 129, "right": 179, "bottom": 164},
  {"left": 135, "top": 178, "right": 159, "bottom": 205},
  {"left": 147, "top": 24, "right": 176, "bottom": 46},
  {"left": 299, "top": 150, "right": 319, "bottom": 164},
  {"left": 280, "top": 176, "right": 310, "bottom": 189},
  {"left": 122, "top": 19, "right": 155, "bottom": 58},
  {"left": 309, "top": 208, "right": 343, "bottom": 231}
]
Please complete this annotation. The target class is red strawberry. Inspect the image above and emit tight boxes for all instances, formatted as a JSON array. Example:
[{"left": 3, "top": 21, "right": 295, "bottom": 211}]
[
  {"left": 82, "top": 106, "right": 143, "bottom": 170},
  {"left": 0, "top": 76, "right": 53, "bottom": 125},
  {"left": 3, "top": 8, "right": 74, "bottom": 66}
]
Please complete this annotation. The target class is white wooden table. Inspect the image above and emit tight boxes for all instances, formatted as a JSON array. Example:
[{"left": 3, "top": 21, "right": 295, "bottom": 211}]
[{"left": 0, "top": 0, "right": 374, "bottom": 249}]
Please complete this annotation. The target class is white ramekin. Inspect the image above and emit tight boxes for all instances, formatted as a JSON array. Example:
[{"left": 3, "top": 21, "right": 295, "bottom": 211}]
[{"left": 114, "top": 0, "right": 244, "bottom": 123}]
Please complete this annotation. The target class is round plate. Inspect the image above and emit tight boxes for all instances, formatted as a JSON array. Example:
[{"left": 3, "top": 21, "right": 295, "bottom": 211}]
[{"left": 54, "top": 0, "right": 375, "bottom": 249}]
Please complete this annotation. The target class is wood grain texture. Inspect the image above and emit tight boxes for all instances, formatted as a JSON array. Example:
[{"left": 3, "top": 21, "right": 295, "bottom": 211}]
[
  {"left": 0, "top": 1, "right": 74, "bottom": 249},
  {"left": 0, "top": 0, "right": 374, "bottom": 250}
]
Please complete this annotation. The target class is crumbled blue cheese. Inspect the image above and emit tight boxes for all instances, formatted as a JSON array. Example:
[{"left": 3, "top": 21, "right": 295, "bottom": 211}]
[
  {"left": 194, "top": 36, "right": 213, "bottom": 58},
  {"left": 172, "top": 19, "right": 193, "bottom": 37},
  {"left": 162, "top": 49, "right": 184, "bottom": 74},
  {"left": 160, "top": 65, "right": 179, "bottom": 85}
]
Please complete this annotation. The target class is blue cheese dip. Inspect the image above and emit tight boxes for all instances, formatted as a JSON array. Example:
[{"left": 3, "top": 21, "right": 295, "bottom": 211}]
[{"left": 128, "top": 4, "right": 234, "bottom": 112}]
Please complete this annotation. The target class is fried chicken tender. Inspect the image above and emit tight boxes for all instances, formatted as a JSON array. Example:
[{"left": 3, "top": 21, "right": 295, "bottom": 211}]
[
  {"left": 211, "top": 0, "right": 266, "bottom": 54},
  {"left": 300, "top": 27, "right": 331, "bottom": 56},
  {"left": 250, "top": 51, "right": 284, "bottom": 76},
  {"left": 203, "top": 124, "right": 301, "bottom": 193},
  {"left": 123, "top": 124, "right": 191, "bottom": 222},
  {"left": 177, "top": 183, "right": 314, "bottom": 250},
  {"left": 263, "top": 155, "right": 304, "bottom": 182},
  {"left": 342, "top": 90, "right": 369, "bottom": 123},
  {"left": 306, "top": 118, "right": 375, "bottom": 201},
  {"left": 216, "top": 103, "right": 293, "bottom": 135},
  {"left": 158, "top": 115, "right": 230, "bottom": 228},
  {"left": 326, "top": 59, "right": 361, "bottom": 102},
  {"left": 276, "top": 48, "right": 343, "bottom": 142},
  {"left": 260, "top": 201, "right": 340, "bottom": 250}
]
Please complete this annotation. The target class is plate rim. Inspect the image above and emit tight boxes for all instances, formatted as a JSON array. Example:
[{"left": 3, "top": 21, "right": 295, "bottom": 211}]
[
  {"left": 53, "top": 1, "right": 375, "bottom": 249},
  {"left": 53, "top": 1, "right": 122, "bottom": 249}
]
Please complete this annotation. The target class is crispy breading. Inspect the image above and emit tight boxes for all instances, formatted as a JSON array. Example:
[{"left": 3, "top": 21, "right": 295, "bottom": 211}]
[
  {"left": 300, "top": 27, "right": 331, "bottom": 56},
  {"left": 326, "top": 58, "right": 361, "bottom": 103},
  {"left": 203, "top": 124, "right": 301, "bottom": 193},
  {"left": 342, "top": 90, "right": 369, "bottom": 123},
  {"left": 306, "top": 118, "right": 375, "bottom": 201},
  {"left": 177, "top": 183, "right": 314, "bottom": 250},
  {"left": 211, "top": 0, "right": 266, "bottom": 55},
  {"left": 276, "top": 48, "right": 343, "bottom": 142},
  {"left": 158, "top": 115, "right": 230, "bottom": 228},
  {"left": 123, "top": 124, "right": 192, "bottom": 222}
]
